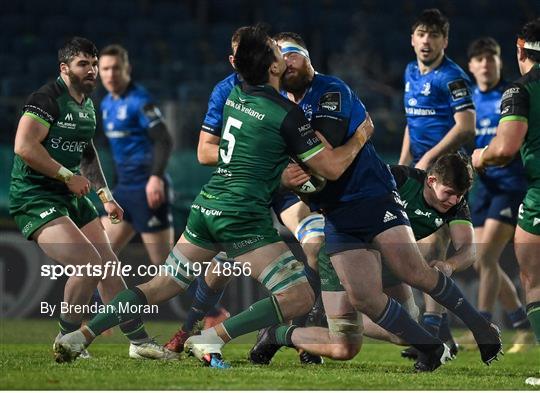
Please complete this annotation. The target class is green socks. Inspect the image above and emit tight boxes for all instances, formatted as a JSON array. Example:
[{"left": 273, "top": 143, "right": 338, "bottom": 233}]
[
  {"left": 58, "top": 317, "right": 81, "bottom": 335},
  {"left": 223, "top": 296, "right": 284, "bottom": 339},
  {"left": 274, "top": 324, "right": 297, "bottom": 347},
  {"left": 86, "top": 288, "right": 148, "bottom": 337}
]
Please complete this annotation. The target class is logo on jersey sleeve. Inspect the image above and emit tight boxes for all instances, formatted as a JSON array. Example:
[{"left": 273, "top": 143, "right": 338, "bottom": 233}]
[
  {"left": 448, "top": 79, "right": 471, "bottom": 101},
  {"left": 318, "top": 92, "right": 341, "bottom": 112},
  {"left": 143, "top": 104, "right": 163, "bottom": 122},
  {"left": 502, "top": 87, "right": 520, "bottom": 101}
]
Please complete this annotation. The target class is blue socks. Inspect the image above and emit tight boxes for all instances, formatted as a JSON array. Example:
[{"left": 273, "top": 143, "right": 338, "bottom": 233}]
[
  {"left": 183, "top": 277, "right": 225, "bottom": 333},
  {"left": 429, "top": 271, "right": 489, "bottom": 335},
  {"left": 377, "top": 297, "right": 441, "bottom": 351},
  {"left": 507, "top": 307, "right": 531, "bottom": 329}
]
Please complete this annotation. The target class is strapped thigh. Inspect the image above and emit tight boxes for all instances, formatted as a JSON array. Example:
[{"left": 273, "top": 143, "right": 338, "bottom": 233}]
[{"left": 257, "top": 251, "right": 307, "bottom": 294}]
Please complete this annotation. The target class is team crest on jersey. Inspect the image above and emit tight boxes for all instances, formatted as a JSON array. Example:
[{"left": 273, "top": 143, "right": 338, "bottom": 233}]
[
  {"left": 116, "top": 105, "right": 128, "bottom": 120},
  {"left": 435, "top": 218, "right": 444, "bottom": 227},
  {"left": 303, "top": 104, "right": 313, "bottom": 121},
  {"left": 448, "top": 79, "right": 471, "bottom": 101},
  {"left": 319, "top": 92, "right": 341, "bottom": 112},
  {"left": 408, "top": 98, "right": 417, "bottom": 106},
  {"left": 421, "top": 83, "right": 431, "bottom": 96}
]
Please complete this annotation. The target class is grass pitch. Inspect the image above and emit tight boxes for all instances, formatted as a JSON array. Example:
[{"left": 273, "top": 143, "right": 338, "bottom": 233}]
[{"left": 1, "top": 319, "right": 538, "bottom": 390}]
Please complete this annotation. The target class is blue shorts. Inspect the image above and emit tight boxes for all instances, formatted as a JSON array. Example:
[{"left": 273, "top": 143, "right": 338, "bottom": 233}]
[
  {"left": 271, "top": 190, "right": 302, "bottom": 224},
  {"left": 113, "top": 180, "right": 173, "bottom": 233},
  {"left": 324, "top": 191, "right": 410, "bottom": 255},
  {"left": 471, "top": 180, "right": 525, "bottom": 227}
]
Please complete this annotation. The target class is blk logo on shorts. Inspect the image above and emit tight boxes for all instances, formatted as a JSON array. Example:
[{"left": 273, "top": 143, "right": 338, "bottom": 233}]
[{"left": 39, "top": 207, "right": 56, "bottom": 219}]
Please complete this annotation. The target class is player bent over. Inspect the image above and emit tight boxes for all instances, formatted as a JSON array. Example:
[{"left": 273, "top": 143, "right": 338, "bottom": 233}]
[
  {"left": 252, "top": 154, "right": 486, "bottom": 369},
  {"left": 53, "top": 25, "right": 371, "bottom": 367}
]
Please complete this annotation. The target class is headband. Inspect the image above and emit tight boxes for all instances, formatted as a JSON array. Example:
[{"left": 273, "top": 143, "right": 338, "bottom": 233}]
[
  {"left": 517, "top": 37, "right": 540, "bottom": 51},
  {"left": 280, "top": 41, "right": 310, "bottom": 59}
]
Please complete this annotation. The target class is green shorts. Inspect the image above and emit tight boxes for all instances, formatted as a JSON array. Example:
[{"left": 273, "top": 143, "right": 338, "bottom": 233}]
[
  {"left": 318, "top": 244, "right": 344, "bottom": 292},
  {"left": 318, "top": 242, "right": 402, "bottom": 291},
  {"left": 10, "top": 193, "right": 99, "bottom": 239},
  {"left": 183, "top": 202, "right": 282, "bottom": 258},
  {"left": 517, "top": 187, "right": 540, "bottom": 235}
]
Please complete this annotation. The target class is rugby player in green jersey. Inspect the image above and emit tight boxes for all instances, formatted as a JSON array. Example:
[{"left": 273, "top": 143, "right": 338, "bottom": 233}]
[
  {"left": 165, "top": 27, "right": 329, "bottom": 365},
  {"left": 472, "top": 18, "right": 540, "bottom": 344},
  {"left": 9, "top": 37, "right": 175, "bottom": 360},
  {"left": 53, "top": 25, "right": 373, "bottom": 368},
  {"left": 255, "top": 153, "right": 477, "bottom": 363}
]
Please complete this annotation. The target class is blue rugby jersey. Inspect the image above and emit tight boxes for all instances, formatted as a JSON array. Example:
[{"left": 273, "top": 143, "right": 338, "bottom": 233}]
[
  {"left": 101, "top": 82, "right": 166, "bottom": 187},
  {"left": 404, "top": 56, "right": 475, "bottom": 163},
  {"left": 201, "top": 72, "right": 241, "bottom": 136},
  {"left": 473, "top": 81, "right": 526, "bottom": 191},
  {"left": 294, "top": 73, "right": 396, "bottom": 208}
]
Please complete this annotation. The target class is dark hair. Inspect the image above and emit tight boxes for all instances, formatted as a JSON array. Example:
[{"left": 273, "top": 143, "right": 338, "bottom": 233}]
[
  {"left": 273, "top": 31, "right": 308, "bottom": 50},
  {"left": 412, "top": 8, "right": 450, "bottom": 37},
  {"left": 467, "top": 37, "right": 501, "bottom": 61},
  {"left": 231, "top": 26, "right": 250, "bottom": 50},
  {"left": 518, "top": 18, "right": 540, "bottom": 63},
  {"left": 427, "top": 153, "right": 473, "bottom": 193},
  {"left": 58, "top": 36, "right": 98, "bottom": 64},
  {"left": 100, "top": 44, "right": 130, "bottom": 65},
  {"left": 234, "top": 24, "right": 276, "bottom": 85}
]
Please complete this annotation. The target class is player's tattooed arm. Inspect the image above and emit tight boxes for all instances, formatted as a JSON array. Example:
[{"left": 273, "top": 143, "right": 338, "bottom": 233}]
[{"left": 80, "top": 140, "right": 109, "bottom": 190}]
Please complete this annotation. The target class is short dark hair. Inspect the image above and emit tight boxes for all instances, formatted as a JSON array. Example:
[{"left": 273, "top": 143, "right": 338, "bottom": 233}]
[
  {"left": 412, "top": 8, "right": 450, "bottom": 37},
  {"left": 427, "top": 153, "right": 473, "bottom": 193},
  {"left": 467, "top": 37, "right": 501, "bottom": 61},
  {"left": 273, "top": 31, "right": 308, "bottom": 50},
  {"left": 58, "top": 36, "right": 98, "bottom": 65},
  {"left": 100, "top": 44, "right": 130, "bottom": 65},
  {"left": 518, "top": 18, "right": 540, "bottom": 63},
  {"left": 234, "top": 24, "right": 276, "bottom": 86},
  {"left": 231, "top": 26, "right": 250, "bottom": 50}
]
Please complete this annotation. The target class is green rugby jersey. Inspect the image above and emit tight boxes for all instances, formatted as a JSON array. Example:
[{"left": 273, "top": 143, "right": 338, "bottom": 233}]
[
  {"left": 391, "top": 165, "right": 471, "bottom": 240},
  {"left": 10, "top": 77, "right": 97, "bottom": 201},
  {"left": 198, "top": 83, "right": 324, "bottom": 212},
  {"left": 499, "top": 63, "right": 540, "bottom": 187}
]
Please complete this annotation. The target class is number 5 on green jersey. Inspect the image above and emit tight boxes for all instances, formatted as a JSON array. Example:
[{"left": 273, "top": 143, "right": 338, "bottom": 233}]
[{"left": 220, "top": 116, "right": 242, "bottom": 164}]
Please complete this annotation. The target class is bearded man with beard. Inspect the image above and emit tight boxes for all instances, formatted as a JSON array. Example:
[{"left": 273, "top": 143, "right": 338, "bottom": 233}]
[
  {"left": 9, "top": 37, "right": 170, "bottom": 361},
  {"left": 250, "top": 31, "right": 501, "bottom": 372}
]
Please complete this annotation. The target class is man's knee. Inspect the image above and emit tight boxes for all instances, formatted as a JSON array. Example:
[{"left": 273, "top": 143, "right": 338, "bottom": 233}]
[
  {"left": 276, "top": 282, "right": 314, "bottom": 317},
  {"left": 329, "top": 343, "right": 361, "bottom": 360},
  {"left": 327, "top": 313, "right": 363, "bottom": 360},
  {"left": 259, "top": 251, "right": 315, "bottom": 315}
]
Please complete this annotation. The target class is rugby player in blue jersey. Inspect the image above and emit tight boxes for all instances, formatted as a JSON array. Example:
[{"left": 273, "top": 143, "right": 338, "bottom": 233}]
[
  {"left": 97, "top": 45, "right": 177, "bottom": 359},
  {"left": 250, "top": 32, "right": 501, "bottom": 372},
  {"left": 399, "top": 9, "right": 476, "bottom": 359},
  {"left": 99, "top": 45, "right": 174, "bottom": 267},
  {"left": 463, "top": 37, "right": 533, "bottom": 352},
  {"left": 164, "top": 28, "right": 326, "bottom": 365}
]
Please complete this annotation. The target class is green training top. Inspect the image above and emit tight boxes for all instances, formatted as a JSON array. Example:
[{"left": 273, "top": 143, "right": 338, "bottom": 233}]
[
  {"left": 197, "top": 83, "right": 324, "bottom": 213},
  {"left": 499, "top": 63, "right": 540, "bottom": 187},
  {"left": 10, "top": 77, "right": 96, "bottom": 203},
  {"left": 391, "top": 165, "right": 471, "bottom": 240}
]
